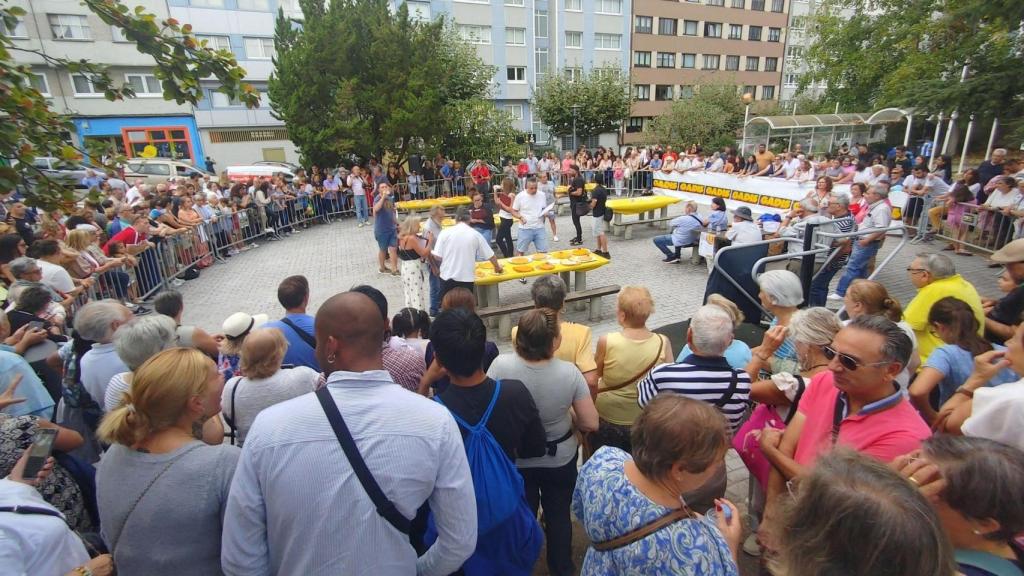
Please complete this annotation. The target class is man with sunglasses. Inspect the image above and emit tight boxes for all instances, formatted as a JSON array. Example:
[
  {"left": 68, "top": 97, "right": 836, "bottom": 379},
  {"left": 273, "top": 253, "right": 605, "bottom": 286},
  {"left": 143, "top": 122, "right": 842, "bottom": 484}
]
[{"left": 759, "top": 315, "right": 930, "bottom": 501}]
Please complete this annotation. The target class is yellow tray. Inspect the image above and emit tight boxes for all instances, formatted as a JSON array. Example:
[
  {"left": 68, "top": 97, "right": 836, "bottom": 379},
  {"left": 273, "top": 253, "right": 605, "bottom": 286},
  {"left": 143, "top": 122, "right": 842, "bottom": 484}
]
[
  {"left": 606, "top": 195, "right": 680, "bottom": 215},
  {"left": 396, "top": 196, "right": 472, "bottom": 211},
  {"left": 474, "top": 253, "right": 609, "bottom": 285}
]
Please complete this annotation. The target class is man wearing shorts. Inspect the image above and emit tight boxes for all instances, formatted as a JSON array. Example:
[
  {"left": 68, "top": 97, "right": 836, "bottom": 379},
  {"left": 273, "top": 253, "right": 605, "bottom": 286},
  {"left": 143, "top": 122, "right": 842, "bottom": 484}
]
[
  {"left": 510, "top": 178, "right": 550, "bottom": 255},
  {"left": 538, "top": 172, "right": 558, "bottom": 242},
  {"left": 589, "top": 173, "right": 610, "bottom": 258}
]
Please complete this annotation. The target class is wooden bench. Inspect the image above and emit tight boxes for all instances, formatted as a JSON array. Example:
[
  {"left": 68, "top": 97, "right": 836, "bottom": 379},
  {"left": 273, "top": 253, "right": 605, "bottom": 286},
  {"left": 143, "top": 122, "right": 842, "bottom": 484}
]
[
  {"left": 612, "top": 214, "right": 674, "bottom": 239},
  {"left": 478, "top": 284, "right": 622, "bottom": 339}
]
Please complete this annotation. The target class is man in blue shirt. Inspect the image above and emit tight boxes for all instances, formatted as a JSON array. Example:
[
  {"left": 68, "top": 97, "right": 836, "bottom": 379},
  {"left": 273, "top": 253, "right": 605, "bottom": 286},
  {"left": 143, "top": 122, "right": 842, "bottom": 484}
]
[
  {"left": 0, "top": 321, "right": 56, "bottom": 419},
  {"left": 264, "top": 275, "right": 320, "bottom": 371},
  {"left": 653, "top": 201, "right": 704, "bottom": 263},
  {"left": 80, "top": 169, "right": 105, "bottom": 190}
]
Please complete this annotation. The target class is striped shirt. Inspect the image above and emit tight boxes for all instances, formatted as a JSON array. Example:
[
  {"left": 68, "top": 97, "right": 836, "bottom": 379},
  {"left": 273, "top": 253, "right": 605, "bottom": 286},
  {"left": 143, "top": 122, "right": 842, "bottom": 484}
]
[
  {"left": 222, "top": 370, "right": 477, "bottom": 576},
  {"left": 637, "top": 355, "right": 752, "bottom": 431}
]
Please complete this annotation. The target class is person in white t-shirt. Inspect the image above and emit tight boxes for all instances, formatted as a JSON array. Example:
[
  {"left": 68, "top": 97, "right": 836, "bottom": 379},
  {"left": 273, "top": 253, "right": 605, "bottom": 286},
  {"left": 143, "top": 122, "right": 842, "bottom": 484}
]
[
  {"left": 348, "top": 166, "right": 369, "bottom": 226},
  {"left": 510, "top": 178, "right": 551, "bottom": 255},
  {"left": 432, "top": 208, "right": 504, "bottom": 297},
  {"left": 29, "top": 239, "right": 89, "bottom": 297},
  {"left": 726, "top": 206, "right": 762, "bottom": 245}
]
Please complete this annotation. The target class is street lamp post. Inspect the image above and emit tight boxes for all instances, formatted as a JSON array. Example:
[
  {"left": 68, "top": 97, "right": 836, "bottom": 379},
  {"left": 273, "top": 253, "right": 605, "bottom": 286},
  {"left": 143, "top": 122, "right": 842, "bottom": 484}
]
[
  {"left": 741, "top": 92, "right": 753, "bottom": 155},
  {"left": 571, "top": 104, "right": 581, "bottom": 152}
]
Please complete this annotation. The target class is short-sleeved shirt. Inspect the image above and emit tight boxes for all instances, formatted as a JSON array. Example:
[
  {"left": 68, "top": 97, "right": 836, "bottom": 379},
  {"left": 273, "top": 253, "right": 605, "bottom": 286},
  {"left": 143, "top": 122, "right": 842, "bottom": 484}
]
[
  {"left": 37, "top": 260, "right": 75, "bottom": 294},
  {"left": 432, "top": 222, "right": 494, "bottom": 282},
  {"left": 590, "top": 186, "right": 608, "bottom": 218},
  {"left": 511, "top": 321, "right": 597, "bottom": 374},
  {"left": 469, "top": 206, "right": 494, "bottom": 232},
  {"left": 669, "top": 213, "right": 704, "bottom": 246},
  {"left": 962, "top": 379, "right": 1024, "bottom": 451},
  {"left": 512, "top": 191, "right": 549, "bottom": 230},
  {"left": 103, "top": 226, "right": 146, "bottom": 255},
  {"left": 903, "top": 274, "right": 985, "bottom": 363},
  {"left": 0, "top": 349, "right": 54, "bottom": 418},
  {"left": 726, "top": 220, "right": 762, "bottom": 245},
  {"left": 486, "top": 354, "right": 589, "bottom": 468},
  {"left": 637, "top": 354, "right": 751, "bottom": 431},
  {"left": 794, "top": 371, "right": 930, "bottom": 466},
  {"left": 860, "top": 199, "right": 893, "bottom": 232},
  {"left": 221, "top": 366, "right": 320, "bottom": 446},
  {"left": 436, "top": 377, "right": 547, "bottom": 461},
  {"left": 986, "top": 284, "right": 1024, "bottom": 344},
  {"left": 264, "top": 314, "right": 320, "bottom": 371},
  {"left": 924, "top": 343, "right": 1017, "bottom": 404}
]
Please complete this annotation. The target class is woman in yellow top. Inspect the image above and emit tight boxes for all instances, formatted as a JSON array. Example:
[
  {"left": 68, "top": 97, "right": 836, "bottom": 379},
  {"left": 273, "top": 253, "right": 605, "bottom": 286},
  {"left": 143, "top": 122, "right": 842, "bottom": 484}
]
[{"left": 592, "top": 286, "right": 673, "bottom": 453}]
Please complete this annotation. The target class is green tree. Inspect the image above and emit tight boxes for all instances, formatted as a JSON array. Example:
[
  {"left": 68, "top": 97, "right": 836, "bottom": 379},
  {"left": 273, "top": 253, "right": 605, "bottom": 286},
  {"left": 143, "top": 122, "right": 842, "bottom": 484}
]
[
  {"left": 442, "top": 99, "right": 525, "bottom": 165},
  {"left": 531, "top": 69, "right": 630, "bottom": 147},
  {"left": 269, "top": 0, "right": 494, "bottom": 168},
  {"left": 1, "top": 1, "right": 257, "bottom": 209},
  {"left": 801, "top": 0, "right": 1024, "bottom": 143},
  {"left": 644, "top": 84, "right": 745, "bottom": 150}
]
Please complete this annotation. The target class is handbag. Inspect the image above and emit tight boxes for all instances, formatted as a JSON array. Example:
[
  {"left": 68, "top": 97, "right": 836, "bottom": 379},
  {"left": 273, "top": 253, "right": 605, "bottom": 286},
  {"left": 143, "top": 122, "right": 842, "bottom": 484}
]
[
  {"left": 732, "top": 374, "right": 806, "bottom": 488},
  {"left": 592, "top": 504, "right": 696, "bottom": 551},
  {"left": 573, "top": 201, "right": 591, "bottom": 217},
  {"left": 598, "top": 335, "right": 665, "bottom": 394}
]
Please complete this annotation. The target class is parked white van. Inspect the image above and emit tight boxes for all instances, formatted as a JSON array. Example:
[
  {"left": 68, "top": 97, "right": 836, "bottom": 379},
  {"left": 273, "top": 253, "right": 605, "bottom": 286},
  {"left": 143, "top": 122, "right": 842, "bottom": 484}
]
[{"left": 226, "top": 164, "right": 296, "bottom": 182}]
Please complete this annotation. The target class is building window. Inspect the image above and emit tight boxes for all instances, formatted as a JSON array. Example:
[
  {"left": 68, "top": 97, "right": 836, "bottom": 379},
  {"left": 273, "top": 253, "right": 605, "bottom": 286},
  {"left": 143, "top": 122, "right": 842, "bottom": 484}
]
[
  {"left": 751, "top": 0, "right": 765, "bottom": 9},
  {"left": 211, "top": 92, "right": 243, "bottom": 107},
  {"left": 507, "top": 66, "right": 526, "bottom": 82},
  {"left": 784, "top": 73, "right": 798, "bottom": 86},
  {"left": 237, "top": 0, "right": 270, "bottom": 10},
  {"left": 110, "top": 25, "right": 131, "bottom": 42},
  {"left": 564, "top": 67, "right": 582, "bottom": 81},
  {"left": 506, "top": 27, "right": 526, "bottom": 45},
  {"left": 748, "top": 25, "right": 762, "bottom": 40},
  {"left": 742, "top": 84, "right": 756, "bottom": 97},
  {"left": 31, "top": 73, "right": 51, "bottom": 96},
  {"left": 702, "top": 54, "right": 720, "bottom": 70},
  {"left": 768, "top": 27, "right": 781, "bottom": 42},
  {"left": 458, "top": 24, "right": 491, "bottom": 45},
  {"left": 535, "top": 11, "right": 547, "bottom": 37},
  {"left": 565, "top": 0, "right": 582, "bottom": 11},
  {"left": 505, "top": 0, "right": 525, "bottom": 5},
  {"left": 595, "top": 0, "right": 621, "bottom": 14},
  {"left": 565, "top": 31, "right": 582, "bottom": 48},
  {"left": 190, "top": 0, "right": 226, "bottom": 6},
  {"left": 535, "top": 48, "right": 548, "bottom": 79},
  {"left": 658, "top": 18, "right": 677, "bottom": 36},
  {"left": 405, "top": 1, "right": 431, "bottom": 20},
  {"left": 504, "top": 104, "right": 524, "bottom": 120},
  {"left": 4, "top": 18, "right": 27, "bottom": 38},
  {"left": 633, "top": 84, "right": 650, "bottom": 101},
  {"left": 762, "top": 85, "right": 776, "bottom": 99},
  {"left": 634, "top": 15, "right": 653, "bottom": 34},
  {"left": 791, "top": 15, "right": 806, "bottom": 30},
  {"left": 765, "top": 56, "right": 778, "bottom": 72},
  {"left": 679, "top": 85, "right": 694, "bottom": 99},
  {"left": 626, "top": 116, "right": 644, "bottom": 133},
  {"left": 682, "top": 20, "right": 697, "bottom": 36},
  {"left": 70, "top": 73, "right": 102, "bottom": 96},
  {"left": 594, "top": 33, "right": 620, "bottom": 50},
  {"left": 728, "top": 24, "right": 742, "bottom": 39},
  {"left": 48, "top": 14, "right": 91, "bottom": 40},
  {"left": 745, "top": 56, "right": 759, "bottom": 71},
  {"left": 725, "top": 55, "right": 740, "bottom": 70},
  {"left": 786, "top": 44, "right": 804, "bottom": 58},
  {"left": 771, "top": 0, "right": 784, "bottom": 11},
  {"left": 532, "top": 120, "right": 550, "bottom": 144},
  {"left": 732, "top": 0, "right": 745, "bottom": 7},
  {"left": 198, "top": 34, "right": 232, "bottom": 52},
  {"left": 125, "top": 73, "right": 161, "bottom": 96},
  {"left": 706, "top": 0, "right": 725, "bottom": 5},
  {"left": 704, "top": 22, "right": 722, "bottom": 38},
  {"left": 655, "top": 52, "right": 675, "bottom": 68},
  {"left": 681, "top": 53, "right": 696, "bottom": 68},
  {"left": 654, "top": 85, "right": 674, "bottom": 101},
  {"left": 243, "top": 37, "right": 274, "bottom": 59},
  {"left": 124, "top": 127, "right": 194, "bottom": 161},
  {"left": 633, "top": 51, "right": 651, "bottom": 67}
]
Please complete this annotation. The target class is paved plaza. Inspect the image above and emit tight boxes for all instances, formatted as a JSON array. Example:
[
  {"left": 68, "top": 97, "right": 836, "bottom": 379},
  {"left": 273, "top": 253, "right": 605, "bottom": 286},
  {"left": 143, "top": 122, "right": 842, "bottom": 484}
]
[{"left": 175, "top": 203, "right": 1003, "bottom": 575}]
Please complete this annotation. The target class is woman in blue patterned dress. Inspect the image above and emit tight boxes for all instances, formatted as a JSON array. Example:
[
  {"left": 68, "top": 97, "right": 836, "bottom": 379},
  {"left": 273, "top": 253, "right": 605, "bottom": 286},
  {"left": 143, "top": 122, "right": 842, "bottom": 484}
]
[{"left": 572, "top": 395, "right": 742, "bottom": 575}]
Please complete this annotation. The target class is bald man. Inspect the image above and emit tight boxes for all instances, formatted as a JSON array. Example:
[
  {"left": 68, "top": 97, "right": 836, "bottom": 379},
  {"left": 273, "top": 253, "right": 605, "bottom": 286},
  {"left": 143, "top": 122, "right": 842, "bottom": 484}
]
[{"left": 223, "top": 292, "right": 477, "bottom": 576}]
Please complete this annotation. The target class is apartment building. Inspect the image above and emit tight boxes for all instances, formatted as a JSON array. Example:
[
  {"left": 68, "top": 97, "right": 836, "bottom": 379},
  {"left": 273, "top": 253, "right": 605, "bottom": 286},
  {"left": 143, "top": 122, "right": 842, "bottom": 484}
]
[
  {"left": 8, "top": 0, "right": 206, "bottom": 165},
  {"left": 779, "top": 0, "right": 850, "bottom": 109},
  {"left": 403, "top": 0, "right": 631, "bottom": 151},
  {"left": 626, "top": 0, "right": 788, "bottom": 145},
  {"left": 167, "top": 0, "right": 302, "bottom": 167}
]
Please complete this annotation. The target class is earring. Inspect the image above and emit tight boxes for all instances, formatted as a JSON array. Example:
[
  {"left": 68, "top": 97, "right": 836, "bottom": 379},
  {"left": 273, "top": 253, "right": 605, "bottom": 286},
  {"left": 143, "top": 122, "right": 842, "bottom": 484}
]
[
  {"left": 327, "top": 353, "right": 336, "bottom": 364},
  {"left": 972, "top": 529, "right": 982, "bottom": 536}
]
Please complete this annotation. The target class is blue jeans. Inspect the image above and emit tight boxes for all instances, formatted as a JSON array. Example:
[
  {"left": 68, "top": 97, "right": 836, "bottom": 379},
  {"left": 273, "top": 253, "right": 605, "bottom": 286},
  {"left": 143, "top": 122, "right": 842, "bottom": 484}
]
[
  {"left": 429, "top": 267, "right": 441, "bottom": 315},
  {"left": 354, "top": 195, "right": 368, "bottom": 223},
  {"left": 476, "top": 228, "right": 493, "bottom": 245},
  {"left": 809, "top": 262, "right": 842, "bottom": 306},
  {"left": 835, "top": 240, "right": 881, "bottom": 296},
  {"left": 516, "top": 227, "right": 549, "bottom": 253},
  {"left": 653, "top": 235, "right": 679, "bottom": 258}
]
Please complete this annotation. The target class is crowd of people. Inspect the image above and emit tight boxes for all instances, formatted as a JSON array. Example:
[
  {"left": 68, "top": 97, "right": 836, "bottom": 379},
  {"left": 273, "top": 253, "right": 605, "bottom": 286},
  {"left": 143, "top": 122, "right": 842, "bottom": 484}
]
[{"left": 1, "top": 142, "right": 1024, "bottom": 576}]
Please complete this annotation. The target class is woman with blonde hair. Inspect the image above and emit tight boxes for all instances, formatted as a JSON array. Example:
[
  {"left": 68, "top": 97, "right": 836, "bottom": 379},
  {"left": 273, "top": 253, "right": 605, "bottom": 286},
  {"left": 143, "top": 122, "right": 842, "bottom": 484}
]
[
  {"left": 844, "top": 279, "right": 919, "bottom": 390},
  {"left": 96, "top": 348, "right": 239, "bottom": 576},
  {"left": 65, "top": 227, "right": 131, "bottom": 303},
  {"left": 221, "top": 328, "right": 320, "bottom": 446},
  {"left": 396, "top": 215, "right": 431, "bottom": 311},
  {"left": 592, "top": 286, "right": 673, "bottom": 453}
]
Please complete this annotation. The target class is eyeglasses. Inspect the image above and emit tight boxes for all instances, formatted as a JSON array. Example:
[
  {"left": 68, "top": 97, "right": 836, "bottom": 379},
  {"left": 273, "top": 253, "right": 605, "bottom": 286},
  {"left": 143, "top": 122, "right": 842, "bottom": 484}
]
[
  {"left": 785, "top": 478, "right": 800, "bottom": 499},
  {"left": 906, "top": 267, "right": 927, "bottom": 275},
  {"left": 822, "top": 345, "right": 891, "bottom": 371}
]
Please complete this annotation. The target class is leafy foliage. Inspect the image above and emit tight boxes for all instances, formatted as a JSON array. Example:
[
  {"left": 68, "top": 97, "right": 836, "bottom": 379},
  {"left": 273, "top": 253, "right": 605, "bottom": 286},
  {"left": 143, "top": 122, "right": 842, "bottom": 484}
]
[
  {"left": 0, "top": 0, "right": 258, "bottom": 209},
  {"left": 531, "top": 69, "right": 630, "bottom": 143},
  {"left": 443, "top": 99, "right": 525, "bottom": 165},
  {"left": 268, "top": 0, "right": 496, "bottom": 167},
  {"left": 801, "top": 0, "right": 1024, "bottom": 143},
  {"left": 643, "top": 84, "right": 746, "bottom": 150}
]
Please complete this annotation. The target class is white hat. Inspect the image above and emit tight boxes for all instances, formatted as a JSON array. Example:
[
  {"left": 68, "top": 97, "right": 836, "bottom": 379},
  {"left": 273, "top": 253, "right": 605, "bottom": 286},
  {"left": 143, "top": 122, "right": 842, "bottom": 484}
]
[
  {"left": 74, "top": 223, "right": 98, "bottom": 231},
  {"left": 222, "top": 312, "right": 268, "bottom": 340}
]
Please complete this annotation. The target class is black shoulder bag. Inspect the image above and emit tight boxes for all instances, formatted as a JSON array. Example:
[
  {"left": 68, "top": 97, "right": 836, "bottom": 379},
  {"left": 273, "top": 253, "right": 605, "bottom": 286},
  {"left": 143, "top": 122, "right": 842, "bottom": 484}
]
[
  {"left": 281, "top": 317, "right": 316, "bottom": 349},
  {"left": 316, "top": 387, "right": 411, "bottom": 535}
]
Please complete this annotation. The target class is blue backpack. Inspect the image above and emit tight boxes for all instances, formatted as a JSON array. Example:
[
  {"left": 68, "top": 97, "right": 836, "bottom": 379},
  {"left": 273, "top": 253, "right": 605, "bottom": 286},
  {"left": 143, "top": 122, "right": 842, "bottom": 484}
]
[{"left": 435, "top": 380, "right": 524, "bottom": 534}]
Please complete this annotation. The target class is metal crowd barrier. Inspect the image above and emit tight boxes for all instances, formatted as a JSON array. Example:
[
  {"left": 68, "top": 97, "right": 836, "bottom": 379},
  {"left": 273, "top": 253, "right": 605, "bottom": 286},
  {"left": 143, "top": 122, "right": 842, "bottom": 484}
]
[{"left": 914, "top": 196, "right": 1014, "bottom": 254}]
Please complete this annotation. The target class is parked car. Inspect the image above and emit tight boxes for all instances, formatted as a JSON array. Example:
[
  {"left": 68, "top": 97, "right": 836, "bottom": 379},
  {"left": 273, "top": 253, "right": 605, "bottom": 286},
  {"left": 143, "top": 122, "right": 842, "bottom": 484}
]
[
  {"left": 21, "top": 156, "right": 102, "bottom": 189},
  {"left": 123, "top": 159, "right": 213, "bottom": 185},
  {"left": 253, "top": 160, "right": 301, "bottom": 173},
  {"left": 226, "top": 164, "right": 296, "bottom": 183}
]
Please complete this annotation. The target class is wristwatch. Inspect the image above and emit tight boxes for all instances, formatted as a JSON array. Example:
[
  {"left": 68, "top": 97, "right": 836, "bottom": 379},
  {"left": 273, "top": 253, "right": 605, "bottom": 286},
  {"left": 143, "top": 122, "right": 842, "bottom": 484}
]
[{"left": 73, "top": 566, "right": 93, "bottom": 576}]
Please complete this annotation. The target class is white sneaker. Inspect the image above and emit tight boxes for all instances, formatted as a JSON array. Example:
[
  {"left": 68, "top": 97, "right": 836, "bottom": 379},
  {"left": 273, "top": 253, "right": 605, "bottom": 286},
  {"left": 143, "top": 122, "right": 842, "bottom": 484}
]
[
  {"left": 553, "top": 235, "right": 559, "bottom": 242},
  {"left": 171, "top": 279, "right": 185, "bottom": 287},
  {"left": 826, "top": 293, "right": 843, "bottom": 301}
]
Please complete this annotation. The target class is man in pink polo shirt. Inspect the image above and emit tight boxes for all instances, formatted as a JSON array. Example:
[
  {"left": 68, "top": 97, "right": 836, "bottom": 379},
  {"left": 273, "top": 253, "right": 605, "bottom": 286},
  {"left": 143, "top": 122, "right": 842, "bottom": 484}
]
[{"left": 760, "top": 315, "right": 931, "bottom": 500}]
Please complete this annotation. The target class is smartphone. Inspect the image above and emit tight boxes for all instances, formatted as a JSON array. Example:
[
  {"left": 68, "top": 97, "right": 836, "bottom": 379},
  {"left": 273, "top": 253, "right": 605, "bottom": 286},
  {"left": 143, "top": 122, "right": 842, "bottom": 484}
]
[
  {"left": 27, "top": 320, "right": 45, "bottom": 331},
  {"left": 22, "top": 428, "right": 58, "bottom": 479}
]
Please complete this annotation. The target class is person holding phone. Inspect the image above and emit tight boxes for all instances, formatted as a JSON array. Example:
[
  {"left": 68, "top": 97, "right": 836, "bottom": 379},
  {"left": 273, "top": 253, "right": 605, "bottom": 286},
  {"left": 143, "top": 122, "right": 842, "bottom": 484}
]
[
  {"left": 567, "top": 164, "right": 588, "bottom": 246},
  {"left": 373, "top": 183, "right": 399, "bottom": 276}
]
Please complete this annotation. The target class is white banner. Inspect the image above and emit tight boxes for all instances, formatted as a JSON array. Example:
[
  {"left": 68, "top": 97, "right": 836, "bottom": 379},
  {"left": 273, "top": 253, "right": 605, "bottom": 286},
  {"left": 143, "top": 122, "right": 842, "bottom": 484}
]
[{"left": 651, "top": 171, "right": 907, "bottom": 219}]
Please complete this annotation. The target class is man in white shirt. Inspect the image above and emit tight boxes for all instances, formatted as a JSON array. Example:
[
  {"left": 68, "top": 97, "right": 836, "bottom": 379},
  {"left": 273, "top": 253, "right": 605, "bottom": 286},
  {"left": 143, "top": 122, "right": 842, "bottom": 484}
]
[
  {"left": 903, "top": 166, "right": 950, "bottom": 242},
  {"left": 432, "top": 207, "right": 504, "bottom": 296},
  {"left": 125, "top": 179, "right": 145, "bottom": 206},
  {"left": 783, "top": 153, "right": 800, "bottom": 179},
  {"left": 830, "top": 185, "right": 893, "bottom": 300},
  {"left": 726, "top": 206, "right": 763, "bottom": 245},
  {"left": 222, "top": 292, "right": 478, "bottom": 576},
  {"left": 510, "top": 178, "right": 551, "bottom": 255},
  {"left": 29, "top": 239, "right": 87, "bottom": 296}
]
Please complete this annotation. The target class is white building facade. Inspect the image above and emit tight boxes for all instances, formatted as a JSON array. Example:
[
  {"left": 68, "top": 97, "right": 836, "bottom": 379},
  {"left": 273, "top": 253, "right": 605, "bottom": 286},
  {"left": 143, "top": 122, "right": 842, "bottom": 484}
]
[{"left": 778, "top": 0, "right": 851, "bottom": 109}]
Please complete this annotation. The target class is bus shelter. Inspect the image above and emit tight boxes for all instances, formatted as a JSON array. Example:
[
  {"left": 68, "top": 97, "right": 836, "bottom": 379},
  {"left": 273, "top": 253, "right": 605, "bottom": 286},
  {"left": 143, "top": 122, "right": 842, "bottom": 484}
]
[{"left": 739, "top": 108, "right": 914, "bottom": 155}]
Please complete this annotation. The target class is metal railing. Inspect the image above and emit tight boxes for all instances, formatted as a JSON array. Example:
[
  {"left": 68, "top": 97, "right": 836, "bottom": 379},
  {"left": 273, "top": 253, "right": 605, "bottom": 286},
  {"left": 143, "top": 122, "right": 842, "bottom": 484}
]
[{"left": 910, "top": 195, "right": 1016, "bottom": 254}]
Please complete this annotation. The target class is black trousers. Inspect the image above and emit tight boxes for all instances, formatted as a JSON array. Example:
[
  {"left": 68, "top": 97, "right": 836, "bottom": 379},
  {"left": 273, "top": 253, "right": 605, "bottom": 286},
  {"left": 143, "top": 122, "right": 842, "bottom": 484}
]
[
  {"left": 440, "top": 278, "right": 474, "bottom": 300},
  {"left": 570, "top": 204, "right": 583, "bottom": 241},
  {"left": 496, "top": 217, "right": 515, "bottom": 257},
  {"left": 520, "top": 456, "right": 578, "bottom": 576}
]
